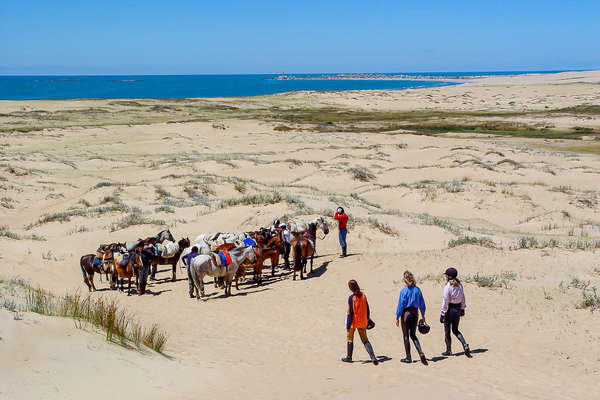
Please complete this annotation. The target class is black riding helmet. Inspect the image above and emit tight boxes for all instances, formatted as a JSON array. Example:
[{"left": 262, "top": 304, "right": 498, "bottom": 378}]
[{"left": 417, "top": 321, "right": 430, "bottom": 334}]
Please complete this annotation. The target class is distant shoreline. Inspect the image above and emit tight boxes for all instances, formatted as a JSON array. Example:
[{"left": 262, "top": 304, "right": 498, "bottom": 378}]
[{"left": 269, "top": 73, "right": 485, "bottom": 81}]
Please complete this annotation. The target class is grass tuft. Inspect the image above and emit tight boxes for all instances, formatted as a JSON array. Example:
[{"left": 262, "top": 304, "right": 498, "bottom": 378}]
[
  {"left": 348, "top": 167, "right": 376, "bottom": 182},
  {"left": 110, "top": 209, "right": 165, "bottom": 232},
  {"left": 1, "top": 281, "right": 169, "bottom": 353},
  {"left": 448, "top": 236, "right": 497, "bottom": 248}
]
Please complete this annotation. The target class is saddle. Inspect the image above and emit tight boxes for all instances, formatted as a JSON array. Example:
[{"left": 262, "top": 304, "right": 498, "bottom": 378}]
[
  {"left": 303, "top": 232, "right": 315, "bottom": 249},
  {"left": 115, "top": 252, "right": 130, "bottom": 269}
]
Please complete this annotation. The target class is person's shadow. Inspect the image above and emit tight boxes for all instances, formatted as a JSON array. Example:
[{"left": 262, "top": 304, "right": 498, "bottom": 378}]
[
  {"left": 358, "top": 355, "right": 392, "bottom": 364},
  {"left": 429, "top": 348, "right": 488, "bottom": 362}
]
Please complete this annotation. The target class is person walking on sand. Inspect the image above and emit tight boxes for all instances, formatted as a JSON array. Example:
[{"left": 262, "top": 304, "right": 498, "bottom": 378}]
[
  {"left": 440, "top": 267, "right": 472, "bottom": 357},
  {"left": 181, "top": 246, "right": 199, "bottom": 298},
  {"left": 395, "top": 271, "right": 428, "bottom": 365},
  {"left": 334, "top": 207, "right": 348, "bottom": 257},
  {"left": 341, "top": 280, "right": 378, "bottom": 365}
]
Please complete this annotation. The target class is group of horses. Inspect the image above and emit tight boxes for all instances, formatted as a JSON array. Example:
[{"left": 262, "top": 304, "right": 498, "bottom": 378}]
[
  {"left": 80, "top": 229, "right": 191, "bottom": 295},
  {"left": 79, "top": 217, "right": 330, "bottom": 299}
]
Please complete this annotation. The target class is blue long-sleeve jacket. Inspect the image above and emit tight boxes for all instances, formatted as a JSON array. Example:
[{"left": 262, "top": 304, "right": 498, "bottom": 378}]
[{"left": 396, "top": 285, "right": 426, "bottom": 319}]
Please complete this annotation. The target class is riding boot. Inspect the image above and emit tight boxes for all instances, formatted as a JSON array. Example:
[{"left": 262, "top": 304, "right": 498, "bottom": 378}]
[
  {"left": 343, "top": 246, "right": 347, "bottom": 257},
  {"left": 442, "top": 344, "right": 452, "bottom": 356},
  {"left": 412, "top": 337, "right": 428, "bottom": 365},
  {"left": 341, "top": 342, "right": 353, "bottom": 362},
  {"left": 364, "top": 341, "right": 378, "bottom": 365},
  {"left": 456, "top": 333, "right": 471, "bottom": 357},
  {"left": 401, "top": 336, "right": 412, "bottom": 363}
]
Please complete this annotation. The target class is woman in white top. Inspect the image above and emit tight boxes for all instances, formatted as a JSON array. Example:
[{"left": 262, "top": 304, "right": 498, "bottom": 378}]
[{"left": 440, "top": 267, "right": 471, "bottom": 357}]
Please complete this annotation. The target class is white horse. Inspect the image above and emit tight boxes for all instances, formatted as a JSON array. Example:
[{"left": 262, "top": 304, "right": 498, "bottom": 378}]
[
  {"left": 194, "top": 232, "right": 249, "bottom": 251},
  {"left": 189, "top": 246, "right": 257, "bottom": 300},
  {"left": 288, "top": 216, "right": 330, "bottom": 241}
]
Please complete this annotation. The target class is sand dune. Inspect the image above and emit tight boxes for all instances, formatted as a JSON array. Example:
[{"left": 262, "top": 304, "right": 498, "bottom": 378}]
[{"left": 1, "top": 71, "right": 600, "bottom": 399}]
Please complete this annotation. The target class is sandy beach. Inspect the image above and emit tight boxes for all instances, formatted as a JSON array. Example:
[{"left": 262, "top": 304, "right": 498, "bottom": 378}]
[{"left": 1, "top": 70, "right": 600, "bottom": 399}]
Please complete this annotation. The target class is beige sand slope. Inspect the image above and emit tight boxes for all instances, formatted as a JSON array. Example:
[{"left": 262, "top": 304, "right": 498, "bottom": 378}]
[{"left": 1, "top": 71, "right": 600, "bottom": 399}]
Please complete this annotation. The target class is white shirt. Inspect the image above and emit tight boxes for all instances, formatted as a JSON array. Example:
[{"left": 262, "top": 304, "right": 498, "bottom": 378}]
[
  {"left": 441, "top": 282, "right": 466, "bottom": 315},
  {"left": 282, "top": 229, "right": 291, "bottom": 244}
]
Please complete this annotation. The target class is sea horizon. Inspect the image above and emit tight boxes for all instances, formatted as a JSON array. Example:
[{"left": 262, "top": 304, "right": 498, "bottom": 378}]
[{"left": 0, "top": 70, "right": 571, "bottom": 100}]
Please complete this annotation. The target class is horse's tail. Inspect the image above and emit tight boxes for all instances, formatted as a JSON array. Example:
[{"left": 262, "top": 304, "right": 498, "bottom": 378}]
[
  {"left": 293, "top": 240, "right": 303, "bottom": 271},
  {"left": 80, "top": 255, "right": 92, "bottom": 290}
]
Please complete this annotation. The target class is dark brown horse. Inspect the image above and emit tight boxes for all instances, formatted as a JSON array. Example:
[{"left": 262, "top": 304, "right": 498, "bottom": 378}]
[
  {"left": 291, "top": 222, "right": 318, "bottom": 280},
  {"left": 80, "top": 254, "right": 113, "bottom": 291},
  {"left": 150, "top": 237, "right": 190, "bottom": 281}
]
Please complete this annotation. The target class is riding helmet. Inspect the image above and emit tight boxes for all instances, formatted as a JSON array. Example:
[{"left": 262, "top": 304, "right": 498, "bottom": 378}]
[
  {"left": 367, "top": 318, "right": 375, "bottom": 330},
  {"left": 417, "top": 321, "right": 430, "bottom": 334},
  {"left": 444, "top": 267, "right": 458, "bottom": 279}
]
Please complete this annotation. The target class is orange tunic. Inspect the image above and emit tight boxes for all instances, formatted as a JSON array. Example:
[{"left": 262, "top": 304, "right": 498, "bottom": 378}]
[{"left": 351, "top": 294, "right": 368, "bottom": 329}]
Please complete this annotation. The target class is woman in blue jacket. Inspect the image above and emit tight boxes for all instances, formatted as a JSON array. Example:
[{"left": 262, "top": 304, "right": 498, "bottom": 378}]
[{"left": 395, "top": 270, "right": 428, "bottom": 365}]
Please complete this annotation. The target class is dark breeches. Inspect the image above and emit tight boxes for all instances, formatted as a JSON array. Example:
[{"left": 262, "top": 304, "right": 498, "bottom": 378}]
[
  {"left": 401, "top": 307, "right": 424, "bottom": 358},
  {"left": 401, "top": 308, "right": 418, "bottom": 340},
  {"left": 444, "top": 304, "right": 467, "bottom": 350}
]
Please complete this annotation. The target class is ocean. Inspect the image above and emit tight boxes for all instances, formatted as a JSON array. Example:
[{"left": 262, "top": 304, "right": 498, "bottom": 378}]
[{"left": 0, "top": 71, "right": 563, "bottom": 100}]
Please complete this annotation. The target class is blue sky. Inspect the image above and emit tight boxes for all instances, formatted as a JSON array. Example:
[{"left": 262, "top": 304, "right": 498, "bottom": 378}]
[{"left": 1, "top": 0, "right": 599, "bottom": 74}]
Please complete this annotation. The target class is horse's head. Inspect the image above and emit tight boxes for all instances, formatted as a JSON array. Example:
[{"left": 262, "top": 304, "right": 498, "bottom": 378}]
[
  {"left": 130, "top": 249, "right": 143, "bottom": 268},
  {"left": 316, "top": 216, "right": 329, "bottom": 235},
  {"left": 97, "top": 243, "right": 120, "bottom": 259},
  {"left": 178, "top": 237, "right": 191, "bottom": 249},
  {"left": 245, "top": 246, "right": 258, "bottom": 264}
]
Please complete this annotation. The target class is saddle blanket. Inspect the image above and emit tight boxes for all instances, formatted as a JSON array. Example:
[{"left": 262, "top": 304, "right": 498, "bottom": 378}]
[
  {"left": 93, "top": 257, "right": 102, "bottom": 266},
  {"left": 210, "top": 250, "right": 232, "bottom": 266},
  {"left": 243, "top": 237, "right": 257, "bottom": 247},
  {"left": 115, "top": 253, "right": 130, "bottom": 268}
]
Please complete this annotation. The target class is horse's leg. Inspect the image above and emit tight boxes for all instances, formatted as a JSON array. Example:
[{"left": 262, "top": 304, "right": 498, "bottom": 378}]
[
  {"left": 90, "top": 272, "right": 97, "bottom": 291},
  {"left": 257, "top": 262, "right": 263, "bottom": 286},
  {"left": 271, "top": 254, "right": 278, "bottom": 277},
  {"left": 310, "top": 253, "right": 314, "bottom": 273},
  {"left": 127, "top": 277, "right": 131, "bottom": 296},
  {"left": 172, "top": 261, "right": 176, "bottom": 282},
  {"left": 226, "top": 275, "right": 233, "bottom": 296},
  {"left": 150, "top": 263, "right": 157, "bottom": 280}
]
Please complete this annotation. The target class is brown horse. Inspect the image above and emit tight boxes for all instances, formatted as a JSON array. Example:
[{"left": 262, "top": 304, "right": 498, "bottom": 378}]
[
  {"left": 150, "top": 237, "right": 190, "bottom": 281},
  {"left": 251, "top": 228, "right": 284, "bottom": 276},
  {"left": 80, "top": 254, "right": 110, "bottom": 291},
  {"left": 291, "top": 222, "right": 319, "bottom": 280},
  {"left": 113, "top": 250, "right": 143, "bottom": 295},
  {"left": 235, "top": 246, "right": 280, "bottom": 287},
  {"left": 94, "top": 243, "right": 123, "bottom": 289}
]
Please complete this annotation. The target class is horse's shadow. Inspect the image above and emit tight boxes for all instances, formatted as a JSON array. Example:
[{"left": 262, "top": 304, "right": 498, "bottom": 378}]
[
  {"left": 92, "top": 287, "right": 114, "bottom": 292},
  {"left": 150, "top": 277, "right": 186, "bottom": 285},
  {"left": 143, "top": 289, "right": 172, "bottom": 296},
  {"left": 200, "top": 287, "right": 270, "bottom": 300},
  {"left": 306, "top": 260, "right": 330, "bottom": 278}
]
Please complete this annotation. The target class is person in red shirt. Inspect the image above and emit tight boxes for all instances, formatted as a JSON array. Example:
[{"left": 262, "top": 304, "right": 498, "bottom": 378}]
[
  {"left": 333, "top": 207, "right": 348, "bottom": 257},
  {"left": 341, "top": 280, "right": 378, "bottom": 365}
]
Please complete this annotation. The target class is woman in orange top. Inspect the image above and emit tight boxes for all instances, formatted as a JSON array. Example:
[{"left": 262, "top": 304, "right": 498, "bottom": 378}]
[{"left": 341, "top": 280, "right": 378, "bottom": 365}]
